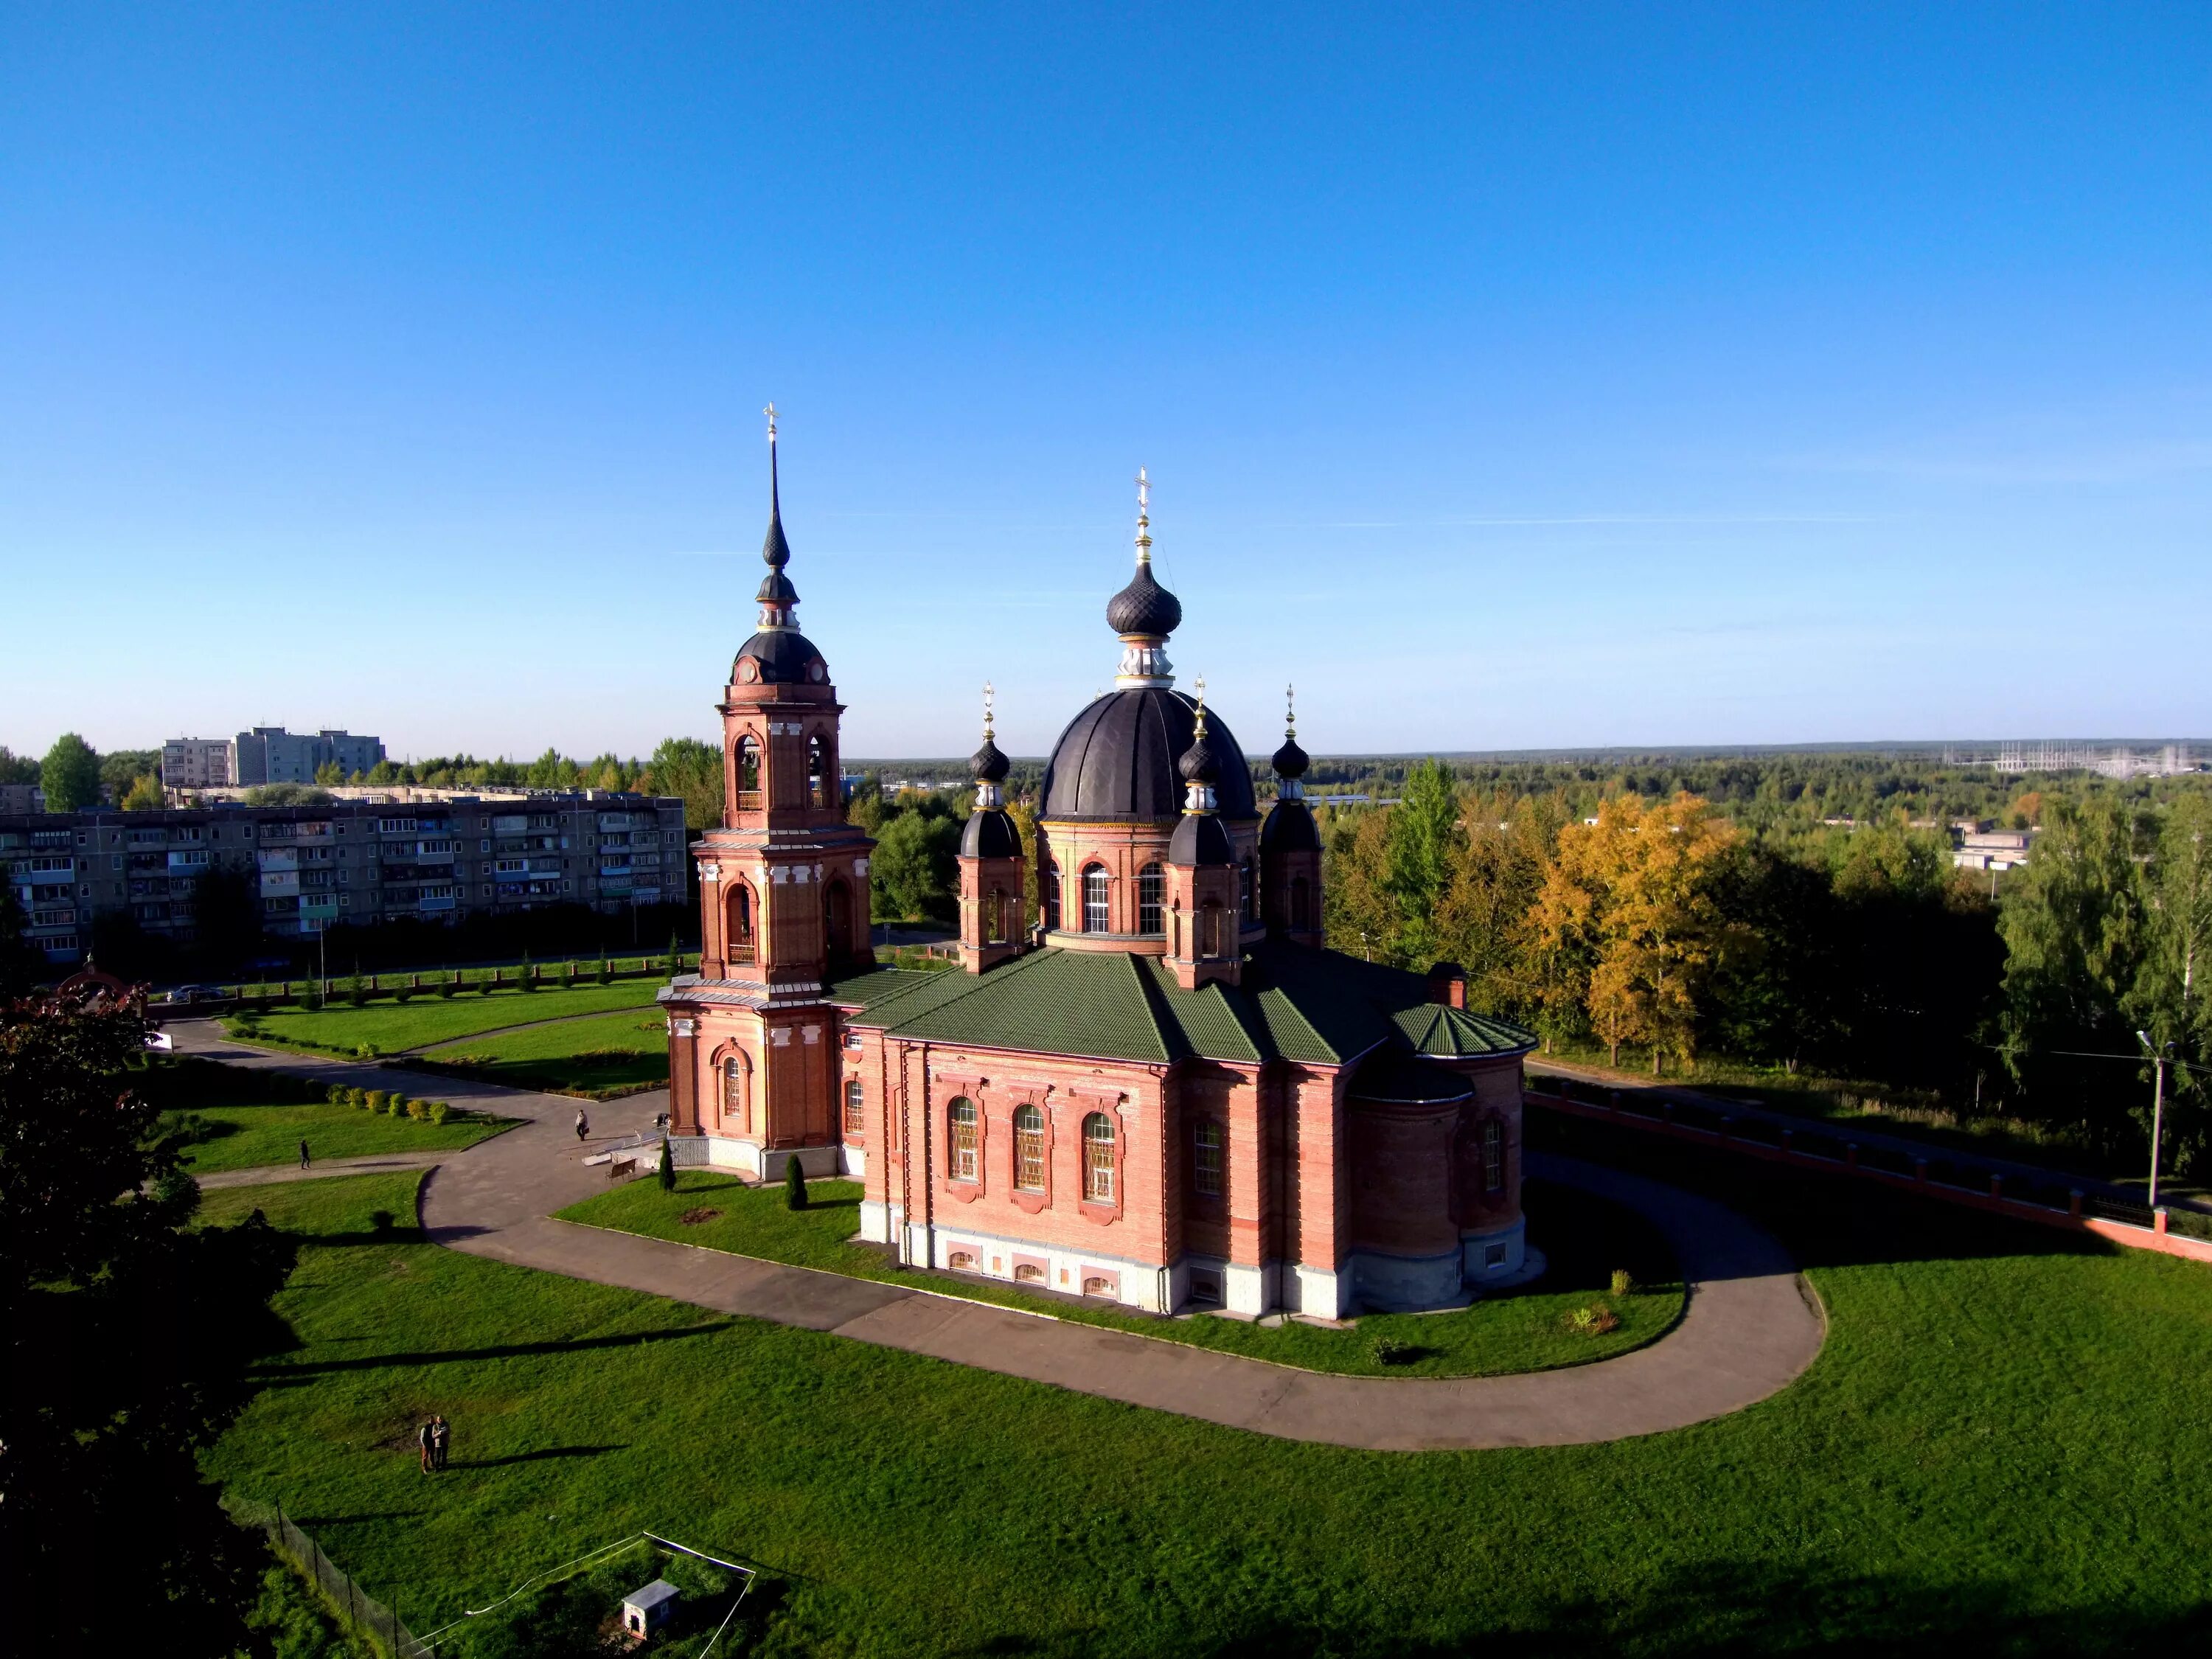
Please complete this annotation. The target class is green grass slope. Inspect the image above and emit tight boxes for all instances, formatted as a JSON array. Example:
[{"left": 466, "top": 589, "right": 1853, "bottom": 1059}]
[
  {"left": 204, "top": 1127, "right": 2212, "bottom": 1657},
  {"left": 225, "top": 981, "right": 665, "bottom": 1057}
]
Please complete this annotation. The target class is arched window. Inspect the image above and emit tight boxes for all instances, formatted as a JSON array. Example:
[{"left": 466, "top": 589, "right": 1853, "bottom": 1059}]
[
  {"left": 1043, "top": 863, "right": 1061, "bottom": 931},
  {"left": 1239, "top": 858, "right": 1256, "bottom": 922},
  {"left": 722, "top": 1054, "right": 749, "bottom": 1132},
  {"left": 1482, "top": 1119, "right": 1503, "bottom": 1193},
  {"left": 1137, "top": 863, "right": 1164, "bottom": 936},
  {"left": 1082, "top": 1112, "right": 1116, "bottom": 1203},
  {"left": 824, "top": 880, "right": 852, "bottom": 961},
  {"left": 1290, "top": 874, "right": 1311, "bottom": 931},
  {"left": 948, "top": 1096, "right": 979, "bottom": 1182},
  {"left": 1192, "top": 1117, "right": 1223, "bottom": 1199},
  {"left": 807, "top": 734, "right": 830, "bottom": 808},
  {"left": 844, "top": 1077, "right": 865, "bottom": 1135},
  {"left": 1013, "top": 1103, "right": 1045, "bottom": 1190},
  {"left": 986, "top": 886, "right": 1005, "bottom": 943},
  {"left": 728, "top": 882, "right": 756, "bottom": 964},
  {"left": 736, "top": 736, "right": 762, "bottom": 809},
  {"left": 1082, "top": 864, "right": 1110, "bottom": 933},
  {"left": 1200, "top": 900, "right": 1225, "bottom": 959}
]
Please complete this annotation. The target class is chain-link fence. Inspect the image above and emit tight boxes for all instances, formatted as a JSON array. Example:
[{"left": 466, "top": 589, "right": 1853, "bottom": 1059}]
[{"left": 233, "top": 1497, "right": 434, "bottom": 1658}]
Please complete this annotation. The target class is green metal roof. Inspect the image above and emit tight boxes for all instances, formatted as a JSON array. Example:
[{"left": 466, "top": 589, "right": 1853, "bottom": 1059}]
[{"left": 826, "top": 940, "right": 1536, "bottom": 1071}]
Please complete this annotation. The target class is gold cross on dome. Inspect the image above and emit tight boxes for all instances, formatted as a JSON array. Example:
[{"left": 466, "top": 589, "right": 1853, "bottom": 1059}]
[
  {"left": 983, "top": 681, "right": 995, "bottom": 739},
  {"left": 1135, "top": 467, "right": 1150, "bottom": 517},
  {"left": 764, "top": 403, "right": 779, "bottom": 442}
]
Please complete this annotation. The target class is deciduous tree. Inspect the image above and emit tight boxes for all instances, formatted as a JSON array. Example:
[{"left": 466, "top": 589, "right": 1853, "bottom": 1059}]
[{"left": 39, "top": 732, "right": 102, "bottom": 811}]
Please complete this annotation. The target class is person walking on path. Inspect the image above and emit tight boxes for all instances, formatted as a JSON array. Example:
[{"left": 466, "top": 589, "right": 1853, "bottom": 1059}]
[
  {"left": 431, "top": 1414, "right": 451, "bottom": 1470},
  {"left": 299, "top": 1138, "right": 311, "bottom": 1170},
  {"left": 574, "top": 1109, "right": 589, "bottom": 1144},
  {"left": 417, "top": 1419, "right": 435, "bottom": 1474}
]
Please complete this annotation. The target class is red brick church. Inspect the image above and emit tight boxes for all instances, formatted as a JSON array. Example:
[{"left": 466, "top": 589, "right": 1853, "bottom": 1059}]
[{"left": 663, "top": 427, "right": 1537, "bottom": 1317}]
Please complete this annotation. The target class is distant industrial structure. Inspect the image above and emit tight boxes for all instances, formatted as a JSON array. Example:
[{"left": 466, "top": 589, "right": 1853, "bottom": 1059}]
[
  {"left": 1939, "top": 741, "right": 2199, "bottom": 779},
  {"left": 161, "top": 727, "right": 388, "bottom": 791}
]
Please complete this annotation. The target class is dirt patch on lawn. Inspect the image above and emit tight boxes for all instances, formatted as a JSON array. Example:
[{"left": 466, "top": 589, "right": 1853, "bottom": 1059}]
[{"left": 678, "top": 1207, "right": 723, "bottom": 1226}]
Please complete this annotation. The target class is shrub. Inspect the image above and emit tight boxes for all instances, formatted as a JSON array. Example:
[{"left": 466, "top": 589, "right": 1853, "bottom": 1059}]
[
  {"left": 384, "top": 1093, "right": 405, "bottom": 1117},
  {"left": 369, "top": 1208, "right": 394, "bottom": 1233},
  {"left": 1565, "top": 1304, "right": 1621, "bottom": 1336},
  {"left": 406, "top": 1098, "right": 428, "bottom": 1121},
  {"left": 1610, "top": 1268, "right": 1636, "bottom": 1298},
  {"left": 364, "top": 1090, "right": 387, "bottom": 1114},
  {"left": 428, "top": 1101, "right": 451, "bottom": 1125},
  {"left": 784, "top": 1155, "right": 807, "bottom": 1211},
  {"left": 326, "top": 1083, "right": 348, "bottom": 1105},
  {"left": 394, "top": 987, "right": 412, "bottom": 1004},
  {"left": 345, "top": 973, "right": 369, "bottom": 1007},
  {"left": 437, "top": 975, "right": 457, "bottom": 1000},
  {"left": 520, "top": 953, "right": 538, "bottom": 993},
  {"left": 1370, "top": 1335, "right": 1416, "bottom": 1367},
  {"left": 597, "top": 957, "right": 613, "bottom": 985},
  {"left": 658, "top": 1140, "right": 675, "bottom": 1192},
  {"left": 355, "top": 1043, "right": 378, "bottom": 1061}
]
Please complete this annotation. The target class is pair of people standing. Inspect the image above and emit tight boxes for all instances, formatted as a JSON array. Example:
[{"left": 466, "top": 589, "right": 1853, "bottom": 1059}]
[{"left": 417, "top": 1414, "right": 451, "bottom": 1472}]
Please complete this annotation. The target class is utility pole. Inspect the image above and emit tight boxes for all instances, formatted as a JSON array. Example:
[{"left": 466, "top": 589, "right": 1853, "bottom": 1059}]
[{"left": 2138, "top": 1030, "right": 2174, "bottom": 1210}]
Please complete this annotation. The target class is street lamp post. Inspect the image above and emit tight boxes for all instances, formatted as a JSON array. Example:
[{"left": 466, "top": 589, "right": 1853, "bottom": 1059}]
[{"left": 2137, "top": 1030, "right": 2174, "bottom": 1211}]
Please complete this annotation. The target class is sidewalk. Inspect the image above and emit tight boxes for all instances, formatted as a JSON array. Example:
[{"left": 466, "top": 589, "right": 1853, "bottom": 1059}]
[{"left": 174, "top": 1020, "right": 1825, "bottom": 1451}]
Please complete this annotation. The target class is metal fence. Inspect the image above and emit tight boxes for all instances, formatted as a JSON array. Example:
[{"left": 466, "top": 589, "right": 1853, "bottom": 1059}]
[{"left": 237, "top": 1497, "right": 434, "bottom": 1658}]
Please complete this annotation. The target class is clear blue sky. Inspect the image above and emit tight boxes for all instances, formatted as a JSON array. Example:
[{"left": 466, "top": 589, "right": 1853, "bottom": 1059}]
[{"left": 4, "top": 4, "right": 2208, "bottom": 762}]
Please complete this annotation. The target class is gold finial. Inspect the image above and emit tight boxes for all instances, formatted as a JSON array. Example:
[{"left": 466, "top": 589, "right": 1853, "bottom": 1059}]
[
  {"left": 1193, "top": 673, "right": 1207, "bottom": 733},
  {"left": 764, "top": 403, "right": 779, "bottom": 443},
  {"left": 1134, "top": 467, "right": 1152, "bottom": 566},
  {"left": 1286, "top": 683, "right": 1296, "bottom": 740},
  {"left": 982, "top": 681, "right": 995, "bottom": 741}
]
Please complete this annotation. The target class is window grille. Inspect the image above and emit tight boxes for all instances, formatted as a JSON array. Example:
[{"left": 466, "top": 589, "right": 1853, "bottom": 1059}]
[
  {"left": 1192, "top": 1118, "right": 1223, "bottom": 1198},
  {"left": 723, "top": 1057, "right": 748, "bottom": 1131},
  {"left": 1137, "top": 863, "right": 1164, "bottom": 936},
  {"left": 1482, "top": 1119, "right": 1503, "bottom": 1192},
  {"left": 949, "top": 1097, "right": 979, "bottom": 1181},
  {"left": 844, "top": 1077, "right": 865, "bottom": 1134},
  {"left": 729, "top": 883, "right": 755, "bottom": 964},
  {"left": 1082, "top": 1112, "right": 1115, "bottom": 1203},
  {"left": 1014, "top": 1104, "right": 1045, "bottom": 1191},
  {"left": 1240, "top": 858, "right": 1256, "bottom": 922},
  {"left": 736, "top": 737, "right": 762, "bottom": 810},
  {"left": 807, "top": 735, "right": 830, "bottom": 807},
  {"left": 1043, "top": 864, "right": 1061, "bottom": 930},
  {"left": 1082, "top": 865, "right": 1110, "bottom": 933}
]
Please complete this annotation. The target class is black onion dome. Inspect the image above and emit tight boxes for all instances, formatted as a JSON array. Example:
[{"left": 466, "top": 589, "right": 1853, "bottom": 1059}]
[
  {"left": 969, "top": 734, "right": 1010, "bottom": 784},
  {"left": 1105, "top": 563, "right": 1182, "bottom": 638},
  {"left": 1261, "top": 798, "right": 1321, "bottom": 853},
  {"left": 1177, "top": 726, "right": 1220, "bottom": 785},
  {"left": 1040, "top": 689, "right": 1257, "bottom": 821},
  {"left": 757, "top": 567, "right": 799, "bottom": 605},
  {"left": 961, "top": 808, "right": 1022, "bottom": 860},
  {"left": 1169, "top": 811, "right": 1237, "bottom": 867},
  {"left": 732, "top": 629, "right": 828, "bottom": 684},
  {"left": 1271, "top": 733, "right": 1310, "bottom": 779}
]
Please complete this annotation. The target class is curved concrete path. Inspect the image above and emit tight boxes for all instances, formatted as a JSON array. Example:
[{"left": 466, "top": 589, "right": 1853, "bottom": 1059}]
[{"left": 170, "top": 1020, "right": 1825, "bottom": 1450}]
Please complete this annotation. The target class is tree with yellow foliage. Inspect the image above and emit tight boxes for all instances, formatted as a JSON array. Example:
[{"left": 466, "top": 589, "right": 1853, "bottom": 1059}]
[{"left": 1531, "top": 792, "right": 1739, "bottom": 1071}]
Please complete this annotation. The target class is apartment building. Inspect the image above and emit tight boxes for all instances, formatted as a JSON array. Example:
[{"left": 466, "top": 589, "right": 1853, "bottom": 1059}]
[
  {"left": 1, "top": 790, "right": 685, "bottom": 962},
  {"left": 231, "top": 727, "right": 386, "bottom": 786},
  {"left": 161, "top": 737, "right": 236, "bottom": 788}
]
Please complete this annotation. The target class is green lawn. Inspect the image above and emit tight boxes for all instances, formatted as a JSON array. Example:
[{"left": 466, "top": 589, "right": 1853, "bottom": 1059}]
[
  {"left": 164, "top": 1097, "right": 509, "bottom": 1173},
  {"left": 223, "top": 981, "right": 667, "bottom": 1058},
  {"left": 204, "top": 1124, "right": 2212, "bottom": 1655},
  {"left": 557, "top": 1171, "right": 1679, "bottom": 1377},
  {"left": 415, "top": 1010, "right": 669, "bottom": 1098}
]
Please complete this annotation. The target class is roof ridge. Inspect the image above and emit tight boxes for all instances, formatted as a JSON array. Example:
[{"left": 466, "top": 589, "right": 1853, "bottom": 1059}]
[{"left": 1120, "top": 951, "right": 1183, "bottom": 1062}]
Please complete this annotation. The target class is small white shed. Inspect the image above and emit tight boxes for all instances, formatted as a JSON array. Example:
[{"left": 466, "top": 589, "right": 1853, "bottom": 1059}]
[{"left": 622, "top": 1578, "right": 680, "bottom": 1638}]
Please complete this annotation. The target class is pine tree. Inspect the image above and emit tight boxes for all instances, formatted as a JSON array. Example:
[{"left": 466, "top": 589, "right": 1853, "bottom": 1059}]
[{"left": 657, "top": 1138, "right": 675, "bottom": 1192}]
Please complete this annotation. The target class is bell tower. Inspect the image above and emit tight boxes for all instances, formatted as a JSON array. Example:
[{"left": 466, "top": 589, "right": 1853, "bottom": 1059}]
[
  {"left": 1164, "top": 685, "right": 1242, "bottom": 990},
  {"left": 667, "top": 406, "right": 874, "bottom": 1175}
]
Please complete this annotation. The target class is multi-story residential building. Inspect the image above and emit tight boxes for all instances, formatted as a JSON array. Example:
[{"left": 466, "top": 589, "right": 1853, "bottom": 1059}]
[
  {"left": 0, "top": 785, "right": 44, "bottom": 814},
  {"left": 231, "top": 727, "right": 387, "bottom": 786},
  {"left": 1, "top": 790, "right": 685, "bottom": 963},
  {"left": 161, "top": 737, "right": 236, "bottom": 788}
]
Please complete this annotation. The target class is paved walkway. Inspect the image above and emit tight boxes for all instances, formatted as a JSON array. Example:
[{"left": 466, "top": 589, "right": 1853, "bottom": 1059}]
[
  {"left": 198, "top": 1150, "right": 449, "bottom": 1190},
  {"left": 170, "top": 1020, "right": 1825, "bottom": 1451}
]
